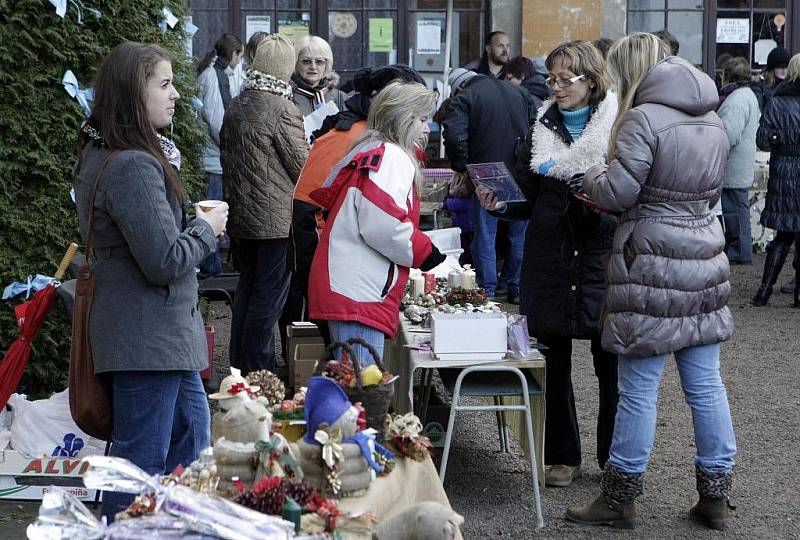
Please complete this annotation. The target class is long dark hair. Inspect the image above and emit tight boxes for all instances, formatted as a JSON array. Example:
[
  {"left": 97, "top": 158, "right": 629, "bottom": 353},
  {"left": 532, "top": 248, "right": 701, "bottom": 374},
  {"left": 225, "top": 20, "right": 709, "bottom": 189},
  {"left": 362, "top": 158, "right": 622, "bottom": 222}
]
[
  {"left": 78, "top": 42, "right": 184, "bottom": 203},
  {"left": 196, "top": 33, "right": 243, "bottom": 75}
]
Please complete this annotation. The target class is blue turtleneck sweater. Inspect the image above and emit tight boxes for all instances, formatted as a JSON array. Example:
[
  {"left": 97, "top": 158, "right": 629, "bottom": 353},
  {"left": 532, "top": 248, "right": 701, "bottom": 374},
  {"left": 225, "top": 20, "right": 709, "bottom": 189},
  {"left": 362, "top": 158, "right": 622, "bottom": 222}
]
[{"left": 560, "top": 105, "right": 591, "bottom": 140}]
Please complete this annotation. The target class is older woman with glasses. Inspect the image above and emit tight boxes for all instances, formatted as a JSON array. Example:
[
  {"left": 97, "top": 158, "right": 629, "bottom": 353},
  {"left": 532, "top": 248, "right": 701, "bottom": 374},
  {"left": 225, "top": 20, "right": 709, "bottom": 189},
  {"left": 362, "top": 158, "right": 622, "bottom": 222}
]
[
  {"left": 291, "top": 35, "right": 347, "bottom": 116},
  {"left": 477, "top": 40, "right": 619, "bottom": 488}
]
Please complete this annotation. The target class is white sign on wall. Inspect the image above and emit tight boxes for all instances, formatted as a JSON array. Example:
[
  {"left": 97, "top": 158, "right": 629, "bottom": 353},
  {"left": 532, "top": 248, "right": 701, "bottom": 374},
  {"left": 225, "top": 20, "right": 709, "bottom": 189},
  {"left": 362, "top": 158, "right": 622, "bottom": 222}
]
[
  {"left": 716, "top": 18, "right": 749, "bottom": 44},
  {"left": 246, "top": 15, "right": 272, "bottom": 43}
]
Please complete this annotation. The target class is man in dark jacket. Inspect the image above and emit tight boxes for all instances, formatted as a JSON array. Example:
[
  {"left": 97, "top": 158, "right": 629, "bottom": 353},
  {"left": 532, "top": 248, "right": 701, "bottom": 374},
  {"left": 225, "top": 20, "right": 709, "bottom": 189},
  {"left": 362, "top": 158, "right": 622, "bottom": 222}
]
[
  {"left": 442, "top": 68, "right": 540, "bottom": 301},
  {"left": 464, "top": 31, "right": 510, "bottom": 79}
]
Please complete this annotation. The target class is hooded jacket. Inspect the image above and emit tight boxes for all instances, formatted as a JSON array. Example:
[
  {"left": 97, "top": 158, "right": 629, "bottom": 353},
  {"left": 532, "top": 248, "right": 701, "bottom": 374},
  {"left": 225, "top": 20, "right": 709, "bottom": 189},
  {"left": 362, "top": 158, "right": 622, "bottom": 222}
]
[
  {"left": 308, "top": 139, "right": 434, "bottom": 338},
  {"left": 584, "top": 56, "right": 733, "bottom": 358},
  {"left": 756, "top": 79, "right": 800, "bottom": 232}
]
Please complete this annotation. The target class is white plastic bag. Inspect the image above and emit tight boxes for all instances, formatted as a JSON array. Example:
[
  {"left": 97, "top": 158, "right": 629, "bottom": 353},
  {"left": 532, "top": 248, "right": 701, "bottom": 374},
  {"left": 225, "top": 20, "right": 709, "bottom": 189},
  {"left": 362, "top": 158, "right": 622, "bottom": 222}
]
[{"left": 9, "top": 390, "right": 105, "bottom": 458}]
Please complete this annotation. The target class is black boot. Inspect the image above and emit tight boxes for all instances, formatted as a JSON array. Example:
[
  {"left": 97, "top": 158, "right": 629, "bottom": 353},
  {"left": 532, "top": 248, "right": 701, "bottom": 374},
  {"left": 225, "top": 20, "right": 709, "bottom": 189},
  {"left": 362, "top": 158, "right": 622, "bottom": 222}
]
[
  {"left": 689, "top": 467, "right": 734, "bottom": 531},
  {"left": 752, "top": 241, "right": 790, "bottom": 306},
  {"left": 565, "top": 464, "right": 643, "bottom": 529}
]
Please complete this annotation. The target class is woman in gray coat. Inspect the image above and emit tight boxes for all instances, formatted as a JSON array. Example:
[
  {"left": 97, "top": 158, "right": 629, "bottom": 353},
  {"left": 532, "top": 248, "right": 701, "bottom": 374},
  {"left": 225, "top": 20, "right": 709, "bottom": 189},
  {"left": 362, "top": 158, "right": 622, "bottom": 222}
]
[
  {"left": 73, "top": 42, "right": 228, "bottom": 521},
  {"left": 566, "top": 34, "right": 737, "bottom": 531}
]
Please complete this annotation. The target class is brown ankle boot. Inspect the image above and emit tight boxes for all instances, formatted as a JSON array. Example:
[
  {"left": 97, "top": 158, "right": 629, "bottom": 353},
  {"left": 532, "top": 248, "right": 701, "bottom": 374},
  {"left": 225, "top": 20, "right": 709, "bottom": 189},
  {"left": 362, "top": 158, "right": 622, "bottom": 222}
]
[
  {"left": 689, "top": 467, "right": 734, "bottom": 531},
  {"left": 565, "top": 465, "right": 643, "bottom": 529}
]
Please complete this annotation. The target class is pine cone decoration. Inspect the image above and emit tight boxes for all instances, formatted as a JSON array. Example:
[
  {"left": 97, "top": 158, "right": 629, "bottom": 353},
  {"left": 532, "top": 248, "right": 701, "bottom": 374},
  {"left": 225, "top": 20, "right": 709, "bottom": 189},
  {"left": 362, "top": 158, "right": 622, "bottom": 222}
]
[
  {"left": 282, "top": 478, "right": 317, "bottom": 508},
  {"left": 246, "top": 370, "right": 286, "bottom": 406}
]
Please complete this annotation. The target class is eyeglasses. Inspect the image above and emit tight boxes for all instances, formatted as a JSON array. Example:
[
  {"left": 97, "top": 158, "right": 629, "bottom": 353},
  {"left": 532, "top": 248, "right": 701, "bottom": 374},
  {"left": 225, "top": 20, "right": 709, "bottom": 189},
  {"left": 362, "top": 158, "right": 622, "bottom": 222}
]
[
  {"left": 545, "top": 75, "right": 586, "bottom": 88},
  {"left": 300, "top": 58, "right": 328, "bottom": 67}
]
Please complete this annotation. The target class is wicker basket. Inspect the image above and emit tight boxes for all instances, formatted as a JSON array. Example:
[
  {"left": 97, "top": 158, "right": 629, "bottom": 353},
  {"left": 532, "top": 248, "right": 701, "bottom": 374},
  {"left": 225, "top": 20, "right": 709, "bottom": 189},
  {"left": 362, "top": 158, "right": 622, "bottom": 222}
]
[{"left": 316, "top": 338, "right": 394, "bottom": 442}]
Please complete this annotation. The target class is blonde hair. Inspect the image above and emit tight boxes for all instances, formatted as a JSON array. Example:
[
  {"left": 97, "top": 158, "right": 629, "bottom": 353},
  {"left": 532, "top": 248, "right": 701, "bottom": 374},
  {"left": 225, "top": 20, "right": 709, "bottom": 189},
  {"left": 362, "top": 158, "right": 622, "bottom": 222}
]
[
  {"left": 786, "top": 53, "right": 800, "bottom": 83},
  {"left": 606, "top": 32, "right": 670, "bottom": 159},
  {"left": 358, "top": 81, "right": 437, "bottom": 183},
  {"left": 294, "top": 35, "right": 334, "bottom": 78},
  {"left": 545, "top": 40, "right": 610, "bottom": 105}
]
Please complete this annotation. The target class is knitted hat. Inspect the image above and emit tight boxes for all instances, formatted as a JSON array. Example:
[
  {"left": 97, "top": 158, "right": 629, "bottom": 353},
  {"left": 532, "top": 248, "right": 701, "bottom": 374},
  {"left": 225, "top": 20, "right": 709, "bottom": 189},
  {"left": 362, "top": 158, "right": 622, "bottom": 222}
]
[
  {"left": 767, "top": 47, "right": 791, "bottom": 71},
  {"left": 303, "top": 376, "right": 352, "bottom": 444},
  {"left": 448, "top": 68, "right": 477, "bottom": 90},
  {"left": 251, "top": 34, "right": 296, "bottom": 82}
]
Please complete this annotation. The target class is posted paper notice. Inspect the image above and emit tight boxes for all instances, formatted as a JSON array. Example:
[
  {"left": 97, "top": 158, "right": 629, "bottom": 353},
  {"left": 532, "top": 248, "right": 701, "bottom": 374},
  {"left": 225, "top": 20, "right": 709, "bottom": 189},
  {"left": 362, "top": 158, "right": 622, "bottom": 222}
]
[{"left": 417, "top": 20, "right": 442, "bottom": 55}]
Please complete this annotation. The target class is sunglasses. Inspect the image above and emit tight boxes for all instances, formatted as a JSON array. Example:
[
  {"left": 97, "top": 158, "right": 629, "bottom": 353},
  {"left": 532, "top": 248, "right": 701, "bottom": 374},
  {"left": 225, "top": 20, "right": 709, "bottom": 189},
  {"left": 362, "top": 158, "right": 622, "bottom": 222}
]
[
  {"left": 300, "top": 58, "right": 328, "bottom": 67},
  {"left": 545, "top": 74, "right": 586, "bottom": 88}
]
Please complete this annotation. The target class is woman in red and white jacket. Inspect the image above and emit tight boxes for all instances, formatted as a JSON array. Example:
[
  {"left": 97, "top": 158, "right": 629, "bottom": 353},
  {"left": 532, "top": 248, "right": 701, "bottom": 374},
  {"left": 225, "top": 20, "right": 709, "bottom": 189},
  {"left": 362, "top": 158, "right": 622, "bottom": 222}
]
[{"left": 308, "top": 81, "right": 445, "bottom": 365}]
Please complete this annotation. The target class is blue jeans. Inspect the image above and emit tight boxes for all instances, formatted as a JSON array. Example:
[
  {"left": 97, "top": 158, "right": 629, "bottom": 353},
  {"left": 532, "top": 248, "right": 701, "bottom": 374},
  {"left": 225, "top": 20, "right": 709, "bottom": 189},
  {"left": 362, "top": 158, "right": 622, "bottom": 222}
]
[
  {"left": 102, "top": 371, "right": 210, "bottom": 521},
  {"left": 471, "top": 196, "right": 527, "bottom": 295},
  {"left": 327, "top": 320, "right": 384, "bottom": 367},
  {"left": 722, "top": 188, "right": 752, "bottom": 263},
  {"left": 607, "top": 343, "right": 736, "bottom": 474},
  {"left": 199, "top": 173, "right": 224, "bottom": 276}
]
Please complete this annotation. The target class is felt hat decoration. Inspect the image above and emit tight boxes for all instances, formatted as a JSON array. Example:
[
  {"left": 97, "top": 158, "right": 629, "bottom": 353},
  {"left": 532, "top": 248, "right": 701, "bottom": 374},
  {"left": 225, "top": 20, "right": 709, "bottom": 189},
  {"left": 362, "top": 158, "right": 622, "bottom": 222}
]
[
  {"left": 303, "top": 376, "right": 352, "bottom": 444},
  {"left": 209, "top": 367, "right": 260, "bottom": 400}
]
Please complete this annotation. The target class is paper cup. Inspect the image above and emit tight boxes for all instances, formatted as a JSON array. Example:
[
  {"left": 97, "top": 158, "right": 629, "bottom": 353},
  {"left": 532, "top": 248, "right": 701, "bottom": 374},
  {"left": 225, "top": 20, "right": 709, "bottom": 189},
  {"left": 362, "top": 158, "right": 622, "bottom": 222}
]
[{"left": 198, "top": 199, "right": 224, "bottom": 212}]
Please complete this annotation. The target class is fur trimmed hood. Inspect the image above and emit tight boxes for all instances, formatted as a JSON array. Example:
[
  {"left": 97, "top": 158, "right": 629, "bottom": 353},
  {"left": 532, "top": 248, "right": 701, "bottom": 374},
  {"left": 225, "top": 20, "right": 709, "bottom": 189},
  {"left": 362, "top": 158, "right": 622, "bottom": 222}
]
[{"left": 529, "top": 93, "right": 618, "bottom": 181}]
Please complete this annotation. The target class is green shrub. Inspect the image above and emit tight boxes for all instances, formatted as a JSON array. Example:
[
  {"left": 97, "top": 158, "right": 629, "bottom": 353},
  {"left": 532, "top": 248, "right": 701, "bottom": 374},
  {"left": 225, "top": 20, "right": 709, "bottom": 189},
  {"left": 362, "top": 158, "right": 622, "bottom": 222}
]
[{"left": 0, "top": 0, "right": 205, "bottom": 398}]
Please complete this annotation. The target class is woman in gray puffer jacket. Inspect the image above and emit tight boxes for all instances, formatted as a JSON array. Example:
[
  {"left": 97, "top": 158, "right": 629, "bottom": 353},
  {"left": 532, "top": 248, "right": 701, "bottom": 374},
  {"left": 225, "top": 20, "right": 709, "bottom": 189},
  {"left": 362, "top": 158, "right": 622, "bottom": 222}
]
[{"left": 566, "top": 34, "right": 737, "bottom": 532}]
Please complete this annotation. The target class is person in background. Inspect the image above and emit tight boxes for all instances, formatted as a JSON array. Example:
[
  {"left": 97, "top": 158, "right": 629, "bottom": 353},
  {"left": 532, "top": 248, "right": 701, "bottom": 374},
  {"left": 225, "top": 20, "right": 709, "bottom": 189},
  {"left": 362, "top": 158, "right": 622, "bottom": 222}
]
[
  {"left": 308, "top": 82, "right": 445, "bottom": 366},
  {"left": 244, "top": 31, "right": 269, "bottom": 66},
  {"left": 718, "top": 57, "right": 759, "bottom": 265},
  {"left": 279, "top": 65, "right": 426, "bottom": 360},
  {"left": 653, "top": 29, "right": 679, "bottom": 56},
  {"left": 442, "top": 190, "right": 474, "bottom": 266},
  {"left": 464, "top": 31, "right": 510, "bottom": 79},
  {"left": 505, "top": 55, "right": 549, "bottom": 101},
  {"left": 220, "top": 34, "right": 309, "bottom": 374},
  {"left": 442, "top": 67, "right": 538, "bottom": 303},
  {"left": 476, "top": 40, "right": 619, "bottom": 487},
  {"left": 592, "top": 37, "right": 614, "bottom": 59},
  {"left": 566, "top": 33, "right": 736, "bottom": 531},
  {"left": 752, "top": 53, "right": 800, "bottom": 308},
  {"left": 291, "top": 35, "right": 347, "bottom": 116},
  {"left": 752, "top": 46, "right": 789, "bottom": 112},
  {"left": 73, "top": 42, "right": 228, "bottom": 521},
  {"left": 195, "top": 33, "right": 242, "bottom": 276}
]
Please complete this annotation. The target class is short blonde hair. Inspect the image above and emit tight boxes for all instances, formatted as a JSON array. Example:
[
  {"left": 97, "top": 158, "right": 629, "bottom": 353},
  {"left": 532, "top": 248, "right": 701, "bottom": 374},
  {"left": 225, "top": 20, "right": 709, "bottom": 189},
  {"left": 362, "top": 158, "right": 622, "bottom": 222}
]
[
  {"left": 545, "top": 40, "right": 610, "bottom": 105},
  {"left": 786, "top": 53, "right": 800, "bottom": 83},
  {"left": 294, "top": 35, "right": 334, "bottom": 78}
]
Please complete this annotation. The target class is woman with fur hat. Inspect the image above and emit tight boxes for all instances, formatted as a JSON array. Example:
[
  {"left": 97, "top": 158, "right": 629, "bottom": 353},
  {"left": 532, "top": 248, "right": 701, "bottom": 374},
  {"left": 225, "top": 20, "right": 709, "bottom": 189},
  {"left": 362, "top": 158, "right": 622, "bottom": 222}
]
[
  {"left": 291, "top": 35, "right": 347, "bottom": 116},
  {"left": 476, "top": 40, "right": 619, "bottom": 488},
  {"left": 220, "top": 34, "right": 309, "bottom": 375}
]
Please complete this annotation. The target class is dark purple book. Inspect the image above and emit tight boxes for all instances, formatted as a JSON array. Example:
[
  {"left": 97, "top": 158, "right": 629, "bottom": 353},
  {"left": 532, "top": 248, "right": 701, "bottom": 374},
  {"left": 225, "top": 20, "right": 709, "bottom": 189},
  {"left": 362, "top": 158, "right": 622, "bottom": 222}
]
[{"left": 465, "top": 162, "right": 526, "bottom": 203}]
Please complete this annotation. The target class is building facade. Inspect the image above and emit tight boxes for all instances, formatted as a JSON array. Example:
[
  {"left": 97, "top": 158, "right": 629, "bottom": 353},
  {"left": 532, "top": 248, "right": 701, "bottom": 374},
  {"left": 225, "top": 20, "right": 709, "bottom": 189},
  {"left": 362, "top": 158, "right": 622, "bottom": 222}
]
[{"left": 186, "top": 0, "right": 796, "bottom": 78}]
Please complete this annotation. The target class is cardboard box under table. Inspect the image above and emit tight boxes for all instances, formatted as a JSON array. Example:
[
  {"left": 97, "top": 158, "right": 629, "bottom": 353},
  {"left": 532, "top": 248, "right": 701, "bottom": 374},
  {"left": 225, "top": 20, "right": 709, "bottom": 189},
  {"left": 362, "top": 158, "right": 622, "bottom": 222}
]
[{"left": 383, "top": 318, "right": 546, "bottom": 483}]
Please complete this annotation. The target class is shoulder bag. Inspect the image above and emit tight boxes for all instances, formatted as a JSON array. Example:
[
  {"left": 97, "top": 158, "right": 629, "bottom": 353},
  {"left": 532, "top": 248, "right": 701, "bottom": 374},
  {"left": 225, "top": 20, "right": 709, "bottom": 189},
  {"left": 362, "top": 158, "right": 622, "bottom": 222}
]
[{"left": 68, "top": 150, "right": 119, "bottom": 441}]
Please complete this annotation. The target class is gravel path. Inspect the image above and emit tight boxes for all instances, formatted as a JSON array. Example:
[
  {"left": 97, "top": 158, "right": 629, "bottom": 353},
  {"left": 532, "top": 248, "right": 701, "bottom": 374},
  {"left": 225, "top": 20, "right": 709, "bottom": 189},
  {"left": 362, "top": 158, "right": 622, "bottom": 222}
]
[{"left": 1, "top": 253, "right": 798, "bottom": 539}]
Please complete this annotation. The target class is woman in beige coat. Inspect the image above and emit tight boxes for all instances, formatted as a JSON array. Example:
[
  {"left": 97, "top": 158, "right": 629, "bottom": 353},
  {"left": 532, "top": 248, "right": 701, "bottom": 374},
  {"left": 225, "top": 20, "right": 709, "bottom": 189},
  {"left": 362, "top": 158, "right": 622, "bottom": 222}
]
[
  {"left": 566, "top": 33, "right": 737, "bottom": 531},
  {"left": 220, "top": 34, "right": 309, "bottom": 374}
]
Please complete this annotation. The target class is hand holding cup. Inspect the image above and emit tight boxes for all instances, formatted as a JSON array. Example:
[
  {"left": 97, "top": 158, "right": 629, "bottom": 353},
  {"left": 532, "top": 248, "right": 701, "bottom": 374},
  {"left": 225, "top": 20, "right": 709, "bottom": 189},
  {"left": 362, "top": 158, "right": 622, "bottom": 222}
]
[{"left": 195, "top": 200, "right": 229, "bottom": 237}]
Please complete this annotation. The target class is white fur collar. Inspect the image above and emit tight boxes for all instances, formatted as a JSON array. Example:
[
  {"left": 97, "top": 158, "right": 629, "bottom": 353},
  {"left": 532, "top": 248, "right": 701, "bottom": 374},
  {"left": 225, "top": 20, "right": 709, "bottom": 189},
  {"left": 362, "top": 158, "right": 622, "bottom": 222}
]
[{"left": 529, "top": 93, "right": 618, "bottom": 181}]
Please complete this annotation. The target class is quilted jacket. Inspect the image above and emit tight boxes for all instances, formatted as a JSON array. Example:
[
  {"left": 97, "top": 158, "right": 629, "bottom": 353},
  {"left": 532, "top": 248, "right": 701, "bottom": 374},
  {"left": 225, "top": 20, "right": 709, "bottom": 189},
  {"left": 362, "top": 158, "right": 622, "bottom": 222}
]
[
  {"left": 756, "top": 80, "right": 800, "bottom": 232},
  {"left": 584, "top": 57, "right": 733, "bottom": 358},
  {"left": 220, "top": 88, "right": 309, "bottom": 239}
]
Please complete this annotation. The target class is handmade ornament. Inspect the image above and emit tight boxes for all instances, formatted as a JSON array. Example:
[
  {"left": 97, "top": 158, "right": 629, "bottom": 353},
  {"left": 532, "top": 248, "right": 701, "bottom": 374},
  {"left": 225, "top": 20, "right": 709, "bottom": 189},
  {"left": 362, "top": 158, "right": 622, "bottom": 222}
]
[
  {"left": 213, "top": 438, "right": 258, "bottom": 496},
  {"left": 304, "top": 376, "right": 360, "bottom": 443},
  {"left": 386, "top": 413, "right": 433, "bottom": 462},
  {"left": 246, "top": 370, "right": 286, "bottom": 406},
  {"left": 255, "top": 433, "right": 303, "bottom": 481},
  {"left": 444, "top": 287, "right": 488, "bottom": 306},
  {"left": 375, "top": 502, "right": 464, "bottom": 540},
  {"left": 209, "top": 367, "right": 259, "bottom": 409},
  {"left": 296, "top": 433, "right": 373, "bottom": 497},
  {"left": 220, "top": 398, "right": 272, "bottom": 443}
]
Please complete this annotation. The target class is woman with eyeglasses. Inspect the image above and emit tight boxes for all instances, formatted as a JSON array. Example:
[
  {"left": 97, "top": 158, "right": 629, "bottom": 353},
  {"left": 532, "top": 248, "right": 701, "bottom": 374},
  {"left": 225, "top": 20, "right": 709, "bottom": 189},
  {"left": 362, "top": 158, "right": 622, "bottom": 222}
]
[
  {"left": 476, "top": 40, "right": 619, "bottom": 488},
  {"left": 291, "top": 36, "right": 347, "bottom": 116}
]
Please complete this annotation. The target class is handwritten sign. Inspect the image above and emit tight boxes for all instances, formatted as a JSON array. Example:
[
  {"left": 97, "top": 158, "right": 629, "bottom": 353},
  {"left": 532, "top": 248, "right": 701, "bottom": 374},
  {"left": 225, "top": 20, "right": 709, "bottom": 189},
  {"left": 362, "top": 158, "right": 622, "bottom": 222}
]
[{"left": 716, "top": 18, "right": 749, "bottom": 44}]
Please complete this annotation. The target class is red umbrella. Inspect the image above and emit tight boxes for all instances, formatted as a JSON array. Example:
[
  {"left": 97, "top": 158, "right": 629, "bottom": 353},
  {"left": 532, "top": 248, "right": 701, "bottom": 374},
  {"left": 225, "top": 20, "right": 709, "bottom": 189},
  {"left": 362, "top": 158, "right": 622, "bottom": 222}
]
[{"left": 0, "top": 243, "right": 78, "bottom": 408}]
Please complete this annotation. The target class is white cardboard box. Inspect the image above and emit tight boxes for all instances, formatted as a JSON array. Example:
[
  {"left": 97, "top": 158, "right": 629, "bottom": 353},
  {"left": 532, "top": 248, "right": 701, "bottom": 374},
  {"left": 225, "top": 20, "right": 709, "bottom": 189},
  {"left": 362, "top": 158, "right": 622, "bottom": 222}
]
[{"left": 430, "top": 312, "right": 507, "bottom": 360}]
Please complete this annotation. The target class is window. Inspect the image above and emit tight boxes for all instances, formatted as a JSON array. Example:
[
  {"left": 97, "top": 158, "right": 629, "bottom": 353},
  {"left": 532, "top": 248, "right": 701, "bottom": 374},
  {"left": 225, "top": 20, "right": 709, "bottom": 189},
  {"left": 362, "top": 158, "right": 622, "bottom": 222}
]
[
  {"left": 627, "top": 1, "right": 705, "bottom": 65},
  {"left": 714, "top": 0, "right": 786, "bottom": 70}
]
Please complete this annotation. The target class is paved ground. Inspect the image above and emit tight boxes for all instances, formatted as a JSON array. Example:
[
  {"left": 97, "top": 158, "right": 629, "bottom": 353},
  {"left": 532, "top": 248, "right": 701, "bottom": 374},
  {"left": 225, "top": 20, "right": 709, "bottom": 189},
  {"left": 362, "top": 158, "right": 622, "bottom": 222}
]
[{"left": 2, "top": 253, "right": 799, "bottom": 538}]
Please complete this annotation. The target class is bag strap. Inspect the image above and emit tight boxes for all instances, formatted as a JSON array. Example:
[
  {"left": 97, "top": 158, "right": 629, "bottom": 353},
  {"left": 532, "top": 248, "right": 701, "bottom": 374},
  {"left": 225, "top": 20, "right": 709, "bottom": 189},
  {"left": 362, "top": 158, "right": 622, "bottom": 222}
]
[{"left": 83, "top": 150, "right": 121, "bottom": 266}]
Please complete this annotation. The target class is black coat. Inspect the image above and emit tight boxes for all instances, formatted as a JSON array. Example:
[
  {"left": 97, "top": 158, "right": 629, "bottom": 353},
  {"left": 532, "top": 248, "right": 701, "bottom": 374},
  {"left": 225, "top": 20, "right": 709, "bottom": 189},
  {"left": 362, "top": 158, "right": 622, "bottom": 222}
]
[
  {"left": 442, "top": 75, "right": 539, "bottom": 172},
  {"left": 504, "top": 106, "right": 616, "bottom": 339},
  {"left": 757, "top": 80, "right": 800, "bottom": 232}
]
